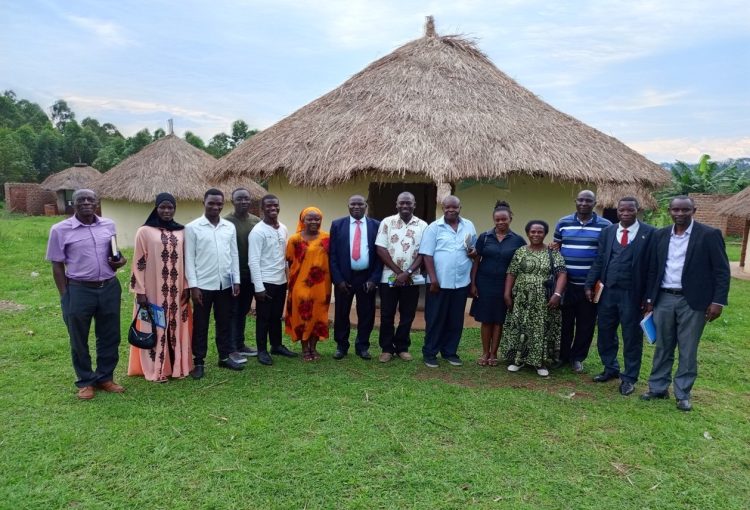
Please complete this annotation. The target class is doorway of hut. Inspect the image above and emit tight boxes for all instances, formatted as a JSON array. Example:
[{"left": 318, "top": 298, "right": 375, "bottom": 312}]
[{"left": 367, "top": 182, "right": 437, "bottom": 223}]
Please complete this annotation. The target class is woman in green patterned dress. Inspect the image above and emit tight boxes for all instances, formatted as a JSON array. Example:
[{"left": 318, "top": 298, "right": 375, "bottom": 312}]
[{"left": 502, "top": 220, "right": 567, "bottom": 377}]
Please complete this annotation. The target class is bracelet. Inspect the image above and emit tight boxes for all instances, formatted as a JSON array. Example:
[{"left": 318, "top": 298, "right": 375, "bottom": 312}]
[{"left": 553, "top": 292, "right": 562, "bottom": 298}]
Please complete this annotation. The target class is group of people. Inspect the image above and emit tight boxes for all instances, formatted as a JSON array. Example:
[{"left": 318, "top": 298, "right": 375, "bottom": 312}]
[{"left": 47, "top": 187, "right": 730, "bottom": 412}]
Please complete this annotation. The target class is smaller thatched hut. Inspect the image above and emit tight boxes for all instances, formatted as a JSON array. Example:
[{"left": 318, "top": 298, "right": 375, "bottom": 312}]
[
  {"left": 717, "top": 187, "right": 750, "bottom": 272},
  {"left": 93, "top": 134, "right": 265, "bottom": 247},
  {"left": 41, "top": 163, "right": 102, "bottom": 214}
]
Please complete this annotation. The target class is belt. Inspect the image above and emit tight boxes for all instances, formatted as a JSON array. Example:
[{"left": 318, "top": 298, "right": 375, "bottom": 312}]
[
  {"left": 660, "top": 288, "right": 683, "bottom": 295},
  {"left": 68, "top": 277, "right": 115, "bottom": 288},
  {"left": 351, "top": 269, "right": 369, "bottom": 274}
]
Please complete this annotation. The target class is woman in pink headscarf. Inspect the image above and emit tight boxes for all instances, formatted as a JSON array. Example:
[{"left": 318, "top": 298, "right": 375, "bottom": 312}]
[{"left": 285, "top": 206, "right": 332, "bottom": 361}]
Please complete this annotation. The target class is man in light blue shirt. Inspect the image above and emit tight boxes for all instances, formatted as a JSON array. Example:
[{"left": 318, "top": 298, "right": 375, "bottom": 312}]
[
  {"left": 419, "top": 195, "right": 477, "bottom": 368},
  {"left": 185, "top": 189, "right": 241, "bottom": 378}
]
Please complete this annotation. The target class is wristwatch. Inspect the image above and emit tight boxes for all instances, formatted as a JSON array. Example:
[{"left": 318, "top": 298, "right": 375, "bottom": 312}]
[{"left": 406, "top": 268, "right": 414, "bottom": 275}]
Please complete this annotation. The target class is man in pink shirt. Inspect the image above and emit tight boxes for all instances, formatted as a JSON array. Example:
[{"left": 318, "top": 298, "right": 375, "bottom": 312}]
[{"left": 46, "top": 189, "right": 128, "bottom": 400}]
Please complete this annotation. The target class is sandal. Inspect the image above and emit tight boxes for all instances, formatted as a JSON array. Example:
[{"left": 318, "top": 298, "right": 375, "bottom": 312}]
[
  {"left": 488, "top": 357, "right": 499, "bottom": 367},
  {"left": 477, "top": 355, "right": 488, "bottom": 366},
  {"left": 303, "top": 351, "right": 315, "bottom": 362}
]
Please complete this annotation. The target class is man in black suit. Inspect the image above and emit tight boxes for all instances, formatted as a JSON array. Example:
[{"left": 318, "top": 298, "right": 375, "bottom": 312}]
[
  {"left": 641, "top": 196, "right": 730, "bottom": 411},
  {"left": 585, "top": 197, "right": 654, "bottom": 396},
  {"left": 329, "top": 194, "right": 383, "bottom": 360}
]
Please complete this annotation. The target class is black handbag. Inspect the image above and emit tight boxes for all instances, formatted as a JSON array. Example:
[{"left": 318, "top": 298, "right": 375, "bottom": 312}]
[
  {"left": 543, "top": 249, "right": 560, "bottom": 301},
  {"left": 128, "top": 304, "right": 156, "bottom": 349}
]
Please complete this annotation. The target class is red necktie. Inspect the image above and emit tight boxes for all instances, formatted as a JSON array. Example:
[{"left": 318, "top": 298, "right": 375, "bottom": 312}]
[
  {"left": 352, "top": 220, "right": 362, "bottom": 261},
  {"left": 621, "top": 229, "right": 629, "bottom": 247}
]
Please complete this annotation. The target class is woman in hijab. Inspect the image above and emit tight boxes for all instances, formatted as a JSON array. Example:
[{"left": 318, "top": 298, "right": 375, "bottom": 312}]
[
  {"left": 127, "top": 193, "right": 192, "bottom": 381},
  {"left": 285, "top": 207, "right": 332, "bottom": 361}
]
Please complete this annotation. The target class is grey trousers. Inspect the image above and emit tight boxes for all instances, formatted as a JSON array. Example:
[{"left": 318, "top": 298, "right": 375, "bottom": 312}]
[{"left": 649, "top": 292, "right": 706, "bottom": 400}]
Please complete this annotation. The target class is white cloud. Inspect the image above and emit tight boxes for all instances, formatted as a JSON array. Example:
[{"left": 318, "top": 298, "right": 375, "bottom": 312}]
[
  {"left": 65, "top": 95, "right": 231, "bottom": 123},
  {"left": 65, "top": 15, "right": 134, "bottom": 47},
  {"left": 628, "top": 136, "right": 750, "bottom": 163},
  {"left": 601, "top": 89, "right": 691, "bottom": 111}
]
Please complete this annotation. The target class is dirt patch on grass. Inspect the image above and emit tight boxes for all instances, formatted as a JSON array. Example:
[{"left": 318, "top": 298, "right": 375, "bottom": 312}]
[
  {"left": 0, "top": 300, "right": 25, "bottom": 312},
  {"left": 414, "top": 369, "right": 596, "bottom": 399}
]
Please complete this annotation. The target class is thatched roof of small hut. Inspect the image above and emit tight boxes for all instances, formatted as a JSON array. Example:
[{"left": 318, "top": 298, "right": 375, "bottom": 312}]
[
  {"left": 41, "top": 163, "right": 101, "bottom": 191},
  {"left": 213, "top": 17, "right": 669, "bottom": 189},
  {"left": 716, "top": 187, "right": 750, "bottom": 219},
  {"left": 596, "top": 184, "right": 659, "bottom": 210},
  {"left": 93, "top": 134, "right": 265, "bottom": 202}
]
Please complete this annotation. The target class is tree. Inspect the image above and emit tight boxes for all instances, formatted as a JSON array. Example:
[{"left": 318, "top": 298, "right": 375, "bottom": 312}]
[
  {"left": 207, "top": 132, "right": 232, "bottom": 158},
  {"left": 123, "top": 129, "right": 153, "bottom": 157},
  {"left": 93, "top": 137, "right": 125, "bottom": 172},
  {"left": 50, "top": 100, "right": 75, "bottom": 131},
  {"left": 34, "top": 127, "right": 64, "bottom": 179},
  {"left": 0, "top": 128, "right": 36, "bottom": 194},
  {"left": 153, "top": 128, "right": 166, "bottom": 140},
  {"left": 184, "top": 131, "right": 206, "bottom": 150}
]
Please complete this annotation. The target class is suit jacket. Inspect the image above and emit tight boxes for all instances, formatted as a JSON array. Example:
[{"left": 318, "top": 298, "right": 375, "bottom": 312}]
[
  {"left": 645, "top": 221, "right": 730, "bottom": 311},
  {"left": 329, "top": 216, "right": 383, "bottom": 285},
  {"left": 585, "top": 221, "right": 655, "bottom": 303}
]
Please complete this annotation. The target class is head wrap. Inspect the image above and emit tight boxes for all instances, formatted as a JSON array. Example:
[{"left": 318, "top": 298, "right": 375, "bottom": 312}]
[
  {"left": 296, "top": 206, "right": 323, "bottom": 233},
  {"left": 143, "top": 192, "right": 184, "bottom": 231}
]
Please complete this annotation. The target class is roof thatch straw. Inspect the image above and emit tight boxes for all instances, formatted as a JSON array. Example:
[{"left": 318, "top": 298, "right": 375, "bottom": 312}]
[
  {"left": 716, "top": 187, "right": 750, "bottom": 219},
  {"left": 93, "top": 134, "right": 264, "bottom": 202},
  {"left": 41, "top": 163, "right": 101, "bottom": 191},
  {"left": 596, "top": 184, "right": 659, "bottom": 210},
  {"left": 213, "top": 16, "right": 669, "bottom": 189}
]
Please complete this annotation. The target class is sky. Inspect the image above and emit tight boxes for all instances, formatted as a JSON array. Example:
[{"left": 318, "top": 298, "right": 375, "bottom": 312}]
[{"left": 1, "top": 0, "right": 749, "bottom": 163}]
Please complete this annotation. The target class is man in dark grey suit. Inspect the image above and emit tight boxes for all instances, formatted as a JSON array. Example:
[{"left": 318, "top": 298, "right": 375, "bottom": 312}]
[
  {"left": 585, "top": 197, "right": 654, "bottom": 396},
  {"left": 641, "top": 196, "right": 730, "bottom": 411}
]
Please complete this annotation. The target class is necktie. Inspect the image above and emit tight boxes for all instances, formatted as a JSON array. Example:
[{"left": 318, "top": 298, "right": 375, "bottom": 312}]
[
  {"left": 352, "top": 220, "right": 362, "bottom": 261},
  {"left": 621, "top": 229, "right": 629, "bottom": 247}
]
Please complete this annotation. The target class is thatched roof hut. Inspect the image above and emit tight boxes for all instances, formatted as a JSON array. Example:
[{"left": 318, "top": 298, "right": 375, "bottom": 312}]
[
  {"left": 41, "top": 163, "right": 101, "bottom": 192},
  {"left": 214, "top": 17, "right": 668, "bottom": 190},
  {"left": 94, "top": 134, "right": 265, "bottom": 246},
  {"left": 716, "top": 187, "right": 750, "bottom": 219},
  {"left": 596, "top": 184, "right": 659, "bottom": 211}
]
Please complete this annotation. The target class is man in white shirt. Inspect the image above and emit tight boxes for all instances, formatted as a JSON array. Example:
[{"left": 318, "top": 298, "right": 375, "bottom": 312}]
[
  {"left": 185, "top": 189, "right": 241, "bottom": 379},
  {"left": 375, "top": 191, "right": 428, "bottom": 362},
  {"left": 248, "top": 194, "right": 297, "bottom": 365}
]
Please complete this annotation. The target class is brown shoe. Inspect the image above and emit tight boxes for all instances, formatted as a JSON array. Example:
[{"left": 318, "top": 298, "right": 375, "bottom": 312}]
[
  {"left": 379, "top": 352, "right": 393, "bottom": 363},
  {"left": 397, "top": 352, "right": 413, "bottom": 361},
  {"left": 77, "top": 386, "right": 95, "bottom": 400},
  {"left": 96, "top": 380, "right": 125, "bottom": 393}
]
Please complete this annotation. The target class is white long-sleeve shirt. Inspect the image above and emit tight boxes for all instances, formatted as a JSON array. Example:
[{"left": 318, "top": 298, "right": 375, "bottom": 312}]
[
  {"left": 185, "top": 215, "right": 240, "bottom": 290},
  {"left": 248, "top": 221, "right": 288, "bottom": 292}
]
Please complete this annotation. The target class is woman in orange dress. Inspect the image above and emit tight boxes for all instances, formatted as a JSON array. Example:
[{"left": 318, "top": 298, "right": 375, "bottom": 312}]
[
  {"left": 285, "top": 207, "right": 331, "bottom": 361},
  {"left": 128, "top": 193, "right": 192, "bottom": 381}
]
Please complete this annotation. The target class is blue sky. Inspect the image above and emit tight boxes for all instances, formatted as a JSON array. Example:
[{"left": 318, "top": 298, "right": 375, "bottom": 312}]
[{"left": 1, "top": 0, "right": 748, "bottom": 163}]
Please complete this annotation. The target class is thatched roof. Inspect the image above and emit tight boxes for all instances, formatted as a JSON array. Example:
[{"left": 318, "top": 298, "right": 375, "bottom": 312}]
[
  {"left": 213, "top": 17, "right": 669, "bottom": 189},
  {"left": 93, "top": 134, "right": 265, "bottom": 202},
  {"left": 596, "top": 184, "right": 658, "bottom": 210},
  {"left": 41, "top": 163, "right": 101, "bottom": 191},
  {"left": 716, "top": 187, "right": 750, "bottom": 219}
]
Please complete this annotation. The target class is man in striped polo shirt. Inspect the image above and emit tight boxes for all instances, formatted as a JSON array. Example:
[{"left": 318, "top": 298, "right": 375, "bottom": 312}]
[{"left": 552, "top": 190, "right": 611, "bottom": 372}]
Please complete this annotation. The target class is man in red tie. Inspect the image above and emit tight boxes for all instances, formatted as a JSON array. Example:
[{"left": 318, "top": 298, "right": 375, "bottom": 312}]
[
  {"left": 585, "top": 197, "right": 655, "bottom": 395},
  {"left": 329, "top": 195, "right": 383, "bottom": 360}
]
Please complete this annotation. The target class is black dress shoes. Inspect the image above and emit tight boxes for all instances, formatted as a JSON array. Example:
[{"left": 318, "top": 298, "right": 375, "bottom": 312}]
[
  {"left": 333, "top": 350, "right": 347, "bottom": 360},
  {"left": 676, "top": 399, "right": 692, "bottom": 411},
  {"left": 219, "top": 358, "right": 245, "bottom": 371},
  {"left": 640, "top": 390, "right": 669, "bottom": 401},
  {"left": 271, "top": 345, "right": 298, "bottom": 357},
  {"left": 357, "top": 350, "right": 372, "bottom": 360},
  {"left": 190, "top": 365, "right": 205, "bottom": 380},
  {"left": 257, "top": 351, "right": 273, "bottom": 365},
  {"left": 619, "top": 381, "right": 635, "bottom": 396},
  {"left": 593, "top": 372, "right": 619, "bottom": 383}
]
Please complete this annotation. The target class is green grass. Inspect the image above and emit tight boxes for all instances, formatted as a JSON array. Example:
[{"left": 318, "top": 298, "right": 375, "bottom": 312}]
[
  {"left": 726, "top": 235, "right": 743, "bottom": 262},
  {"left": 1, "top": 214, "right": 749, "bottom": 509}
]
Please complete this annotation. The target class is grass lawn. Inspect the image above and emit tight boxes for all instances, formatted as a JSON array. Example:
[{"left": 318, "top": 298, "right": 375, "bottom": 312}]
[{"left": 1, "top": 213, "right": 749, "bottom": 509}]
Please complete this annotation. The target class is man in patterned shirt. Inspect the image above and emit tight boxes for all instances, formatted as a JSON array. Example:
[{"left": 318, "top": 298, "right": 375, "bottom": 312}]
[
  {"left": 375, "top": 191, "right": 428, "bottom": 362},
  {"left": 552, "top": 190, "right": 611, "bottom": 373}
]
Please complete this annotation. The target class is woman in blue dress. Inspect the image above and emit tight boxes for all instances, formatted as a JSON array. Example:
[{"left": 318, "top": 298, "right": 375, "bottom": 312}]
[{"left": 469, "top": 201, "right": 526, "bottom": 366}]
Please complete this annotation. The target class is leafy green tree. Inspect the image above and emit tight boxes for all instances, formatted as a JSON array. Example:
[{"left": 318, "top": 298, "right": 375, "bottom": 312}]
[
  {"left": 153, "top": 128, "right": 166, "bottom": 140},
  {"left": 93, "top": 137, "right": 126, "bottom": 172},
  {"left": 184, "top": 131, "right": 206, "bottom": 150},
  {"left": 0, "top": 128, "right": 36, "bottom": 195},
  {"left": 16, "top": 100, "right": 51, "bottom": 131},
  {"left": 124, "top": 129, "right": 153, "bottom": 157},
  {"left": 0, "top": 92, "right": 23, "bottom": 129},
  {"left": 34, "top": 127, "right": 64, "bottom": 179},
  {"left": 50, "top": 100, "right": 75, "bottom": 131},
  {"left": 207, "top": 132, "right": 232, "bottom": 158}
]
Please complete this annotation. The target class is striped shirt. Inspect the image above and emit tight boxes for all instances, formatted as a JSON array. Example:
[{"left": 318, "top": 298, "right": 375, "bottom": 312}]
[{"left": 553, "top": 212, "right": 611, "bottom": 285}]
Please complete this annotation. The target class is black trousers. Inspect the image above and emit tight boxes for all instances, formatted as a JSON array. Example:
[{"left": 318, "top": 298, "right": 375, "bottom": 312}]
[
  {"left": 230, "top": 276, "right": 254, "bottom": 351},
  {"left": 560, "top": 284, "right": 598, "bottom": 363},
  {"left": 378, "top": 283, "right": 420, "bottom": 354},
  {"left": 255, "top": 282, "right": 286, "bottom": 352},
  {"left": 61, "top": 278, "right": 122, "bottom": 388},
  {"left": 596, "top": 286, "right": 644, "bottom": 383},
  {"left": 192, "top": 288, "right": 233, "bottom": 364},
  {"left": 422, "top": 286, "right": 469, "bottom": 359},
  {"left": 333, "top": 271, "right": 376, "bottom": 354}
]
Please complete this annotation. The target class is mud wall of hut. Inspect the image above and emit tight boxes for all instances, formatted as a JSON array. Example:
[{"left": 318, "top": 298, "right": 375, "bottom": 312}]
[{"left": 4, "top": 183, "right": 56, "bottom": 215}]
